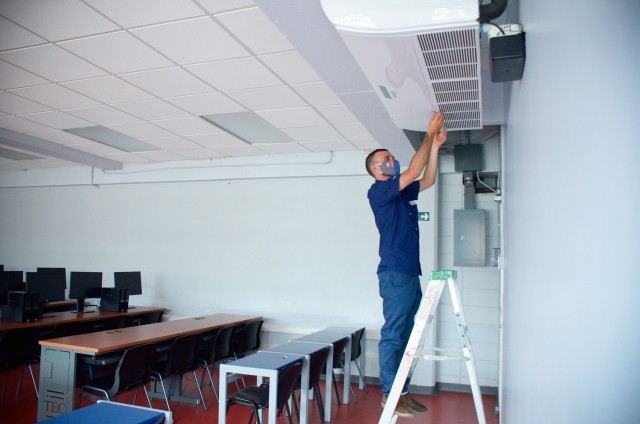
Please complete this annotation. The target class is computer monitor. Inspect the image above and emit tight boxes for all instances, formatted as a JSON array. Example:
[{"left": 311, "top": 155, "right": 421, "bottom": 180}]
[
  {"left": 37, "top": 267, "right": 67, "bottom": 288},
  {"left": 114, "top": 271, "right": 142, "bottom": 296},
  {"left": 3, "top": 270, "right": 25, "bottom": 291},
  {"left": 26, "top": 272, "right": 66, "bottom": 303},
  {"left": 69, "top": 271, "right": 102, "bottom": 313}
]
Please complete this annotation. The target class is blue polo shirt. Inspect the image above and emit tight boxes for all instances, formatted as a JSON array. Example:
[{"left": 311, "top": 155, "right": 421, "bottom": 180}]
[{"left": 368, "top": 177, "right": 421, "bottom": 276}]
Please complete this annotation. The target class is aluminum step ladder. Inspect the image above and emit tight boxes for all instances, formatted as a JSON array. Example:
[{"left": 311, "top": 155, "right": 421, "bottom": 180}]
[{"left": 379, "top": 270, "right": 486, "bottom": 424}]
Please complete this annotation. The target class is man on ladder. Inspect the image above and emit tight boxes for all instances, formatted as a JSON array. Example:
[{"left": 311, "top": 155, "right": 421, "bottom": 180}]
[{"left": 365, "top": 111, "right": 447, "bottom": 418}]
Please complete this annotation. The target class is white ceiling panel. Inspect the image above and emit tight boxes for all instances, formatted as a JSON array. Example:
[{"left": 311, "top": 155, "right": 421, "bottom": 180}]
[
  {"left": 0, "top": 91, "right": 51, "bottom": 114},
  {"left": 120, "top": 67, "right": 215, "bottom": 98},
  {"left": 225, "top": 85, "right": 308, "bottom": 111},
  {"left": 291, "top": 82, "right": 342, "bottom": 107},
  {"left": 164, "top": 92, "right": 246, "bottom": 116},
  {"left": 0, "top": 16, "right": 46, "bottom": 51},
  {"left": 61, "top": 76, "right": 155, "bottom": 104},
  {"left": 86, "top": 0, "right": 205, "bottom": 29},
  {"left": 20, "top": 111, "right": 94, "bottom": 130},
  {"left": 350, "top": 138, "right": 382, "bottom": 149},
  {"left": 260, "top": 50, "right": 321, "bottom": 85},
  {"left": 186, "top": 57, "right": 281, "bottom": 91},
  {"left": 152, "top": 117, "right": 220, "bottom": 136},
  {"left": 134, "top": 150, "right": 184, "bottom": 162},
  {"left": 106, "top": 122, "right": 175, "bottom": 140},
  {"left": 8, "top": 84, "right": 100, "bottom": 109},
  {"left": 301, "top": 140, "right": 357, "bottom": 152},
  {"left": 282, "top": 126, "right": 345, "bottom": 143},
  {"left": 199, "top": 0, "right": 255, "bottom": 14},
  {"left": 112, "top": 99, "right": 191, "bottom": 121},
  {"left": 256, "top": 107, "right": 327, "bottom": 129},
  {"left": 145, "top": 136, "right": 202, "bottom": 150},
  {"left": 102, "top": 152, "right": 150, "bottom": 164},
  {"left": 216, "top": 7, "right": 293, "bottom": 55},
  {"left": 131, "top": 17, "right": 249, "bottom": 65},
  {"left": 317, "top": 104, "right": 361, "bottom": 126},
  {"left": 256, "top": 143, "right": 310, "bottom": 155},
  {"left": 67, "top": 142, "right": 124, "bottom": 156},
  {"left": 0, "top": 44, "right": 108, "bottom": 82},
  {"left": 0, "top": 115, "right": 56, "bottom": 133},
  {"left": 216, "top": 145, "right": 265, "bottom": 157},
  {"left": 59, "top": 32, "right": 174, "bottom": 74},
  {"left": 0, "top": 60, "right": 49, "bottom": 90},
  {"left": 186, "top": 132, "right": 247, "bottom": 149},
  {"left": 173, "top": 148, "right": 224, "bottom": 160},
  {"left": 0, "top": 0, "right": 119, "bottom": 41},
  {"left": 334, "top": 123, "right": 374, "bottom": 140},
  {"left": 63, "top": 106, "right": 140, "bottom": 126},
  {"left": 30, "top": 130, "right": 99, "bottom": 146}
]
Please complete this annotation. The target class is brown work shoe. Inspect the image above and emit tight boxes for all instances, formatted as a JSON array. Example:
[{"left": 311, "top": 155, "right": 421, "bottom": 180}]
[
  {"left": 402, "top": 394, "right": 428, "bottom": 414},
  {"left": 381, "top": 395, "right": 415, "bottom": 419}
]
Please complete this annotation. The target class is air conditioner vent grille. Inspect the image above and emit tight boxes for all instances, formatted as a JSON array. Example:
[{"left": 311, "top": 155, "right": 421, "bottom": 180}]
[{"left": 415, "top": 27, "right": 481, "bottom": 129}]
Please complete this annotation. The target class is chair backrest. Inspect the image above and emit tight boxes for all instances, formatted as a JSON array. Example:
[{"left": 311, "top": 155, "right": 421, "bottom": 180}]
[
  {"left": 305, "top": 345, "right": 331, "bottom": 390},
  {"left": 241, "top": 319, "right": 263, "bottom": 354},
  {"left": 275, "top": 360, "right": 304, "bottom": 410},
  {"left": 331, "top": 337, "right": 349, "bottom": 368},
  {"left": 212, "top": 325, "right": 234, "bottom": 363},
  {"left": 163, "top": 333, "right": 201, "bottom": 377},
  {"left": 350, "top": 327, "right": 365, "bottom": 361},
  {"left": 229, "top": 323, "right": 246, "bottom": 356},
  {"left": 51, "top": 321, "right": 87, "bottom": 338},
  {"left": 141, "top": 310, "right": 164, "bottom": 325},
  {"left": 0, "top": 328, "right": 36, "bottom": 367},
  {"left": 105, "top": 315, "right": 129, "bottom": 330},
  {"left": 111, "top": 343, "right": 153, "bottom": 396}
]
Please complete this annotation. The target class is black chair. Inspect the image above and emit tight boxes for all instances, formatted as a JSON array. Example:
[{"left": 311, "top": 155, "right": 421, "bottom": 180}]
[
  {"left": 0, "top": 328, "right": 38, "bottom": 399},
  {"left": 77, "top": 343, "right": 154, "bottom": 408},
  {"left": 198, "top": 325, "right": 234, "bottom": 401},
  {"left": 336, "top": 327, "right": 368, "bottom": 402},
  {"left": 291, "top": 345, "right": 331, "bottom": 424},
  {"left": 50, "top": 321, "right": 87, "bottom": 338},
  {"left": 150, "top": 333, "right": 207, "bottom": 412},
  {"left": 326, "top": 337, "right": 350, "bottom": 405},
  {"left": 141, "top": 310, "right": 164, "bottom": 325},
  {"left": 105, "top": 315, "right": 129, "bottom": 330},
  {"left": 226, "top": 360, "right": 303, "bottom": 424}
]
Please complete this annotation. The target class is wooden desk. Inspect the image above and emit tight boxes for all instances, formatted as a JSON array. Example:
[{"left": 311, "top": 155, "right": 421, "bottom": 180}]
[
  {"left": 0, "top": 306, "right": 163, "bottom": 333},
  {"left": 37, "top": 313, "right": 261, "bottom": 422}
]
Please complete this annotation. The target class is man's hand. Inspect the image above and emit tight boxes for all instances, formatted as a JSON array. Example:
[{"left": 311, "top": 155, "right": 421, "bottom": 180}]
[
  {"left": 426, "top": 111, "right": 445, "bottom": 140},
  {"left": 434, "top": 125, "right": 447, "bottom": 148}
]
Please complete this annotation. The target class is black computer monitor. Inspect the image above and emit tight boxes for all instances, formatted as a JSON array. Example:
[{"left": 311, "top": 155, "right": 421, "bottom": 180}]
[
  {"left": 26, "top": 272, "right": 66, "bottom": 303},
  {"left": 37, "top": 267, "right": 67, "bottom": 288},
  {"left": 69, "top": 272, "right": 102, "bottom": 313},
  {"left": 3, "top": 270, "right": 24, "bottom": 291},
  {"left": 114, "top": 271, "right": 142, "bottom": 296}
]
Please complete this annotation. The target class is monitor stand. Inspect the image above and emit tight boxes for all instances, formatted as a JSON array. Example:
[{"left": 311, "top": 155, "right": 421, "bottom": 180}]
[{"left": 71, "top": 298, "right": 94, "bottom": 314}]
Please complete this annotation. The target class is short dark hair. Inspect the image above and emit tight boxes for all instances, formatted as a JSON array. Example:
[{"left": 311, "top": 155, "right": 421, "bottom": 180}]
[{"left": 365, "top": 149, "right": 388, "bottom": 177}]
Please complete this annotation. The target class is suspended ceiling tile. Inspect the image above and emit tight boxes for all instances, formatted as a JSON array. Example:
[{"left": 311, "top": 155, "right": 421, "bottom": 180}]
[
  {"left": 145, "top": 136, "right": 201, "bottom": 150},
  {"left": 0, "top": 16, "right": 46, "bottom": 50},
  {"left": 29, "top": 130, "right": 98, "bottom": 146},
  {"left": 256, "top": 107, "right": 327, "bottom": 129},
  {"left": 317, "top": 104, "right": 361, "bottom": 126},
  {"left": 0, "top": 115, "right": 56, "bottom": 133},
  {"left": 0, "top": 91, "right": 52, "bottom": 114},
  {"left": 103, "top": 152, "right": 150, "bottom": 164},
  {"left": 0, "top": 0, "right": 120, "bottom": 41},
  {"left": 164, "top": 92, "right": 246, "bottom": 116},
  {"left": 0, "top": 60, "right": 49, "bottom": 90},
  {"left": 185, "top": 57, "right": 281, "bottom": 91},
  {"left": 120, "top": 67, "right": 216, "bottom": 98},
  {"left": 59, "top": 32, "right": 174, "bottom": 74},
  {"left": 200, "top": 0, "right": 255, "bottom": 14},
  {"left": 27, "top": 157, "right": 77, "bottom": 169},
  {"left": 8, "top": 84, "right": 100, "bottom": 109},
  {"left": 260, "top": 50, "right": 321, "bottom": 85},
  {"left": 301, "top": 140, "right": 357, "bottom": 152},
  {"left": 106, "top": 122, "right": 175, "bottom": 139},
  {"left": 67, "top": 141, "right": 124, "bottom": 156},
  {"left": 256, "top": 143, "right": 310, "bottom": 155},
  {"left": 173, "top": 148, "right": 224, "bottom": 160},
  {"left": 216, "top": 145, "right": 265, "bottom": 157},
  {"left": 334, "top": 122, "right": 374, "bottom": 140},
  {"left": 350, "top": 138, "right": 382, "bottom": 149},
  {"left": 152, "top": 117, "right": 220, "bottom": 136},
  {"left": 0, "top": 44, "right": 108, "bottom": 82},
  {"left": 85, "top": 0, "right": 205, "bottom": 29},
  {"left": 282, "top": 126, "right": 345, "bottom": 143},
  {"left": 225, "top": 85, "right": 307, "bottom": 111},
  {"left": 134, "top": 150, "right": 184, "bottom": 162},
  {"left": 19, "top": 111, "right": 94, "bottom": 130},
  {"left": 112, "top": 99, "right": 191, "bottom": 121},
  {"left": 186, "top": 132, "right": 247, "bottom": 149},
  {"left": 216, "top": 7, "right": 293, "bottom": 55},
  {"left": 131, "top": 17, "right": 249, "bottom": 65},
  {"left": 61, "top": 76, "right": 155, "bottom": 104},
  {"left": 63, "top": 105, "right": 141, "bottom": 126},
  {"left": 291, "top": 82, "right": 342, "bottom": 107}
]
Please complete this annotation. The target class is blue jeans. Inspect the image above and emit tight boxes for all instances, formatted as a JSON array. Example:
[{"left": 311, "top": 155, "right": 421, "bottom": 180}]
[{"left": 378, "top": 271, "right": 422, "bottom": 396}]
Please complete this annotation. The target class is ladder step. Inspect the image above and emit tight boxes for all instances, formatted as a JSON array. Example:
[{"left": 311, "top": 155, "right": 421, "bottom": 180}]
[{"left": 431, "top": 269, "right": 457, "bottom": 280}]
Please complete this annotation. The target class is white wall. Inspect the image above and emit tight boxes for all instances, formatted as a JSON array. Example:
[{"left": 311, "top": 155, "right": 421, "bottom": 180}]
[{"left": 502, "top": 1, "right": 640, "bottom": 423}]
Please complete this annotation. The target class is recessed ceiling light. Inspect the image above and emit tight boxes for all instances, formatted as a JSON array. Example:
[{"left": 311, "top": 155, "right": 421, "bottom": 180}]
[
  {"left": 64, "top": 126, "right": 162, "bottom": 152},
  {"left": 201, "top": 112, "right": 295, "bottom": 144}
]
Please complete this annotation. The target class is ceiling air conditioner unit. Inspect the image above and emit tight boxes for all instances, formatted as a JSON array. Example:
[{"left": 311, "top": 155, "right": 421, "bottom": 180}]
[{"left": 321, "top": 0, "right": 481, "bottom": 131}]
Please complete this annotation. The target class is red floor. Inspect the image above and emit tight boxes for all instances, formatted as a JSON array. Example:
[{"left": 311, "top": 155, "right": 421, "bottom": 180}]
[{"left": 0, "top": 366, "right": 499, "bottom": 423}]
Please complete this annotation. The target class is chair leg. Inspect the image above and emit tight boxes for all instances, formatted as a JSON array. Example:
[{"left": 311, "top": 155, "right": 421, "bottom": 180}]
[
  {"left": 143, "top": 385, "right": 153, "bottom": 408},
  {"left": 205, "top": 366, "right": 219, "bottom": 401},
  {"left": 16, "top": 366, "right": 24, "bottom": 396},
  {"left": 342, "top": 366, "right": 357, "bottom": 403},
  {"left": 154, "top": 375, "right": 171, "bottom": 412},
  {"left": 292, "top": 391, "right": 300, "bottom": 423},
  {"left": 331, "top": 371, "right": 341, "bottom": 405},
  {"left": 314, "top": 384, "right": 326, "bottom": 424},
  {"left": 28, "top": 365, "right": 39, "bottom": 398},
  {"left": 133, "top": 387, "right": 138, "bottom": 405},
  {"left": 284, "top": 402, "right": 293, "bottom": 424},
  {"left": 354, "top": 361, "right": 369, "bottom": 392},
  {"left": 192, "top": 370, "right": 207, "bottom": 411}
]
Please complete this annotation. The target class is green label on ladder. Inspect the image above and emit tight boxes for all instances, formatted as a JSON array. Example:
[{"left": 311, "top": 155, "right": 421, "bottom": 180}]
[{"left": 431, "top": 270, "right": 457, "bottom": 280}]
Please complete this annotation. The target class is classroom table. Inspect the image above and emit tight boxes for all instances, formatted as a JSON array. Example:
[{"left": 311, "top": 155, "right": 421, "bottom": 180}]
[
  {"left": 37, "top": 313, "right": 261, "bottom": 422},
  {"left": 263, "top": 341, "right": 332, "bottom": 423},
  {"left": 293, "top": 331, "right": 351, "bottom": 416},
  {"left": 40, "top": 401, "right": 169, "bottom": 424},
  {"left": 316, "top": 326, "right": 366, "bottom": 390},
  {"left": 218, "top": 351, "right": 307, "bottom": 424}
]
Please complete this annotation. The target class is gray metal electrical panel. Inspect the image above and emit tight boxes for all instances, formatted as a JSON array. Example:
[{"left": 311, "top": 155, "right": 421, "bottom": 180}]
[{"left": 454, "top": 209, "right": 486, "bottom": 267}]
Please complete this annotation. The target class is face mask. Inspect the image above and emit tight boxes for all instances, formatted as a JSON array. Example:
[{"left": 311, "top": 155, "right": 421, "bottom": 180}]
[{"left": 380, "top": 159, "right": 400, "bottom": 176}]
